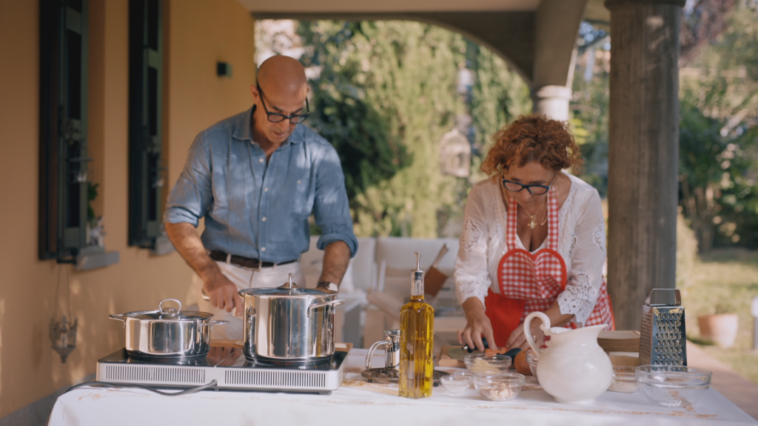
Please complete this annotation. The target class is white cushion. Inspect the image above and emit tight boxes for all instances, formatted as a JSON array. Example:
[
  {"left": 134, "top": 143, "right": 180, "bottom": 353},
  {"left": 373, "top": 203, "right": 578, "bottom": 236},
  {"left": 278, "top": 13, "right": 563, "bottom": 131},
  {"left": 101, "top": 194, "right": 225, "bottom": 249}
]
[
  {"left": 299, "top": 236, "right": 377, "bottom": 293},
  {"left": 375, "top": 237, "right": 459, "bottom": 272},
  {"left": 351, "top": 237, "right": 376, "bottom": 292},
  {"left": 374, "top": 237, "right": 459, "bottom": 298}
]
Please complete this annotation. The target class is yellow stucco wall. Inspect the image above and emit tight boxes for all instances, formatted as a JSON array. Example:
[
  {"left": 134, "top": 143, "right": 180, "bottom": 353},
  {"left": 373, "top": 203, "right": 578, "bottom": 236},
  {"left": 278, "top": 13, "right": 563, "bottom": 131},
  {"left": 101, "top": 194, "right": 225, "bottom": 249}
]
[{"left": 0, "top": 0, "right": 256, "bottom": 417}]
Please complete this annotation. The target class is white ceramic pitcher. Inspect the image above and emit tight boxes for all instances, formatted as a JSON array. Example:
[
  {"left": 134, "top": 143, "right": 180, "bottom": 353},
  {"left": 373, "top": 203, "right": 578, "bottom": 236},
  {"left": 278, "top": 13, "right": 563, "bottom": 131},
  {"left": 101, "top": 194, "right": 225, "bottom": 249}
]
[{"left": 524, "top": 312, "right": 612, "bottom": 404}]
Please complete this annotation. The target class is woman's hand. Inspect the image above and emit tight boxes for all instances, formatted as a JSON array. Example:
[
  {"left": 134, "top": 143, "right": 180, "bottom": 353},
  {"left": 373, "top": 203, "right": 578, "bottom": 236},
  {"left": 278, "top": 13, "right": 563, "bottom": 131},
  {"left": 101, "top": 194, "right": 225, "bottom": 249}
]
[
  {"left": 458, "top": 298, "right": 498, "bottom": 352},
  {"left": 508, "top": 304, "right": 574, "bottom": 350},
  {"left": 506, "top": 320, "right": 545, "bottom": 351}
]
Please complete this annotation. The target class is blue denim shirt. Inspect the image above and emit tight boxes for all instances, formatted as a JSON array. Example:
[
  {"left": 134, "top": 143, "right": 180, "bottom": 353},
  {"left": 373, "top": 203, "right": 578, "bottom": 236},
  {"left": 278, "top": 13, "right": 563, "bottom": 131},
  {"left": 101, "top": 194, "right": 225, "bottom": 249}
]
[{"left": 164, "top": 107, "right": 358, "bottom": 262}]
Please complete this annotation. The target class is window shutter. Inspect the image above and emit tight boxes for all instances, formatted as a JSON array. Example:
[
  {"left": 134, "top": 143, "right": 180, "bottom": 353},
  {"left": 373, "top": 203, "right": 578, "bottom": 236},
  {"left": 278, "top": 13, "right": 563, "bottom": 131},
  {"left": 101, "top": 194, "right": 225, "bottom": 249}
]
[
  {"left": 39, "top": 0, "right": 90, "bottom": 259},
  {"left": 129, "top": 0, "right": 165, "bottom": 247}
]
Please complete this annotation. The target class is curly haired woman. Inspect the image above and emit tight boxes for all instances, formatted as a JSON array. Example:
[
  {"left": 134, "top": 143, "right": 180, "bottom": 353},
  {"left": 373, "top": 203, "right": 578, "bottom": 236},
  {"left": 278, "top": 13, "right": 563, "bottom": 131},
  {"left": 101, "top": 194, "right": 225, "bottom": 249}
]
[{"left": 455, "top": 115, "right": 613, "bottom": 352}]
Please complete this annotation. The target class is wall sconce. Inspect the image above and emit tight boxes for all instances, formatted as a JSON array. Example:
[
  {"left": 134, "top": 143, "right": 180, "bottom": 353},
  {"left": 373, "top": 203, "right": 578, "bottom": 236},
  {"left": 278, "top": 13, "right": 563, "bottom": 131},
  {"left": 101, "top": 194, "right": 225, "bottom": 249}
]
[{"left": 217, "top": 62, "right": 233, "bottom": 78}]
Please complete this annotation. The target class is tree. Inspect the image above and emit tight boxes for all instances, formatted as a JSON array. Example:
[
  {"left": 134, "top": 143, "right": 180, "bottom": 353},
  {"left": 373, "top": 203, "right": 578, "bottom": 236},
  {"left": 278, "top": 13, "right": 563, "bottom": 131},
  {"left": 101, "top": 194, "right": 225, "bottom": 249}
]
[
  {"left": 680, "top": 0, "right": 738, "bottom": 65},
  {"left": 571, "top": 47, "right": 611, "bottom": 196},
  {"left": 572, "top": 0, "right": 758, "bottom": 250},
  {"left": 467, "top": 40, "right": 531, "bottom": 182},
  {"left": 468, "top": 41, "right": 531, "bottom": 158},
  {"left": 679, "top": 0, "right": 758, "bottom": 251},
  {"left": 299, "top": 21, "right": 466, "bottom": 238}
]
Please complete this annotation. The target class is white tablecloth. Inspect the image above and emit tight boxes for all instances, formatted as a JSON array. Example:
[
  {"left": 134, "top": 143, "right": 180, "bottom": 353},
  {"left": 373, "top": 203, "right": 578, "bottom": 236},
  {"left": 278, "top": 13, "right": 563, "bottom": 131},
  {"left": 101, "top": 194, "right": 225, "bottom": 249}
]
[{"left": 48, "top": 349, "right": 757, "bottom": 426}]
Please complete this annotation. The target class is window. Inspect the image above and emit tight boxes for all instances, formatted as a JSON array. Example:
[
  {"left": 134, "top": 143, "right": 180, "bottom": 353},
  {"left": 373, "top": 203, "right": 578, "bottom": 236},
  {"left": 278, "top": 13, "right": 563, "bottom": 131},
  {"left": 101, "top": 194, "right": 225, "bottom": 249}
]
[
  {"left": 128, "top": 0, "right": 166, "bottom": 248},
  {"left": 39, "top": 0, "right": 90, "bottom": 260}
]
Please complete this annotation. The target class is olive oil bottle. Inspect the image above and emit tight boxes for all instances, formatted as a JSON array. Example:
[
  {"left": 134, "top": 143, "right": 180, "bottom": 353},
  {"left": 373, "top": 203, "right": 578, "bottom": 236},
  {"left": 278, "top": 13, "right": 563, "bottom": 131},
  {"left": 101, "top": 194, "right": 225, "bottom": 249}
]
[{"left": 399, "top": 252, "right": 434, "bottom": 399}]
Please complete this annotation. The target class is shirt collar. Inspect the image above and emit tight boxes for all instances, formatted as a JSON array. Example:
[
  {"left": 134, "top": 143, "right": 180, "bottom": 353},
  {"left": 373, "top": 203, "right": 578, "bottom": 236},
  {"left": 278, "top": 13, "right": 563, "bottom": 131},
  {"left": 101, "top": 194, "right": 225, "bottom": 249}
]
[{"left": 232, "top": 105, "right": 305, "bottom": 146}]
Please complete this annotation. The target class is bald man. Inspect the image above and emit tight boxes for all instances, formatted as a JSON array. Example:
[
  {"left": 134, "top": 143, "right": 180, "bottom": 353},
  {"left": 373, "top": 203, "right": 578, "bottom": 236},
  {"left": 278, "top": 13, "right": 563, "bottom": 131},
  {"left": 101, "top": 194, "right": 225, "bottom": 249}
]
[{"left": 164, "top": 56, "right": 357, "bottom": 339}]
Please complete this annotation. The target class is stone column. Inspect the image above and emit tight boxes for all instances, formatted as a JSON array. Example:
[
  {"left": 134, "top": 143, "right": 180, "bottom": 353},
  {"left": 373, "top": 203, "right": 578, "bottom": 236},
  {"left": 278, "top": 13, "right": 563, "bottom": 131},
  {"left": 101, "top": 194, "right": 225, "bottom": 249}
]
[
  {"left": 605, "top": 0, "right": 685, "bottom": 330},
  {"left": 530, "top": 0, "right": 586, "bottom": 121},
  {"left": 532, "top": 85, "right": 572, "bottom": 121}
]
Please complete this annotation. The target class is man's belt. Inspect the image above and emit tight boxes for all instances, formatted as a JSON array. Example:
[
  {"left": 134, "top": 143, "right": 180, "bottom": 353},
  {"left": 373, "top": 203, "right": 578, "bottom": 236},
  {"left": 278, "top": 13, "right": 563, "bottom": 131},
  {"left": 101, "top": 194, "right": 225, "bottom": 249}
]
[{"left": 209, "top": 250, "right": 297, "bottom": 269}]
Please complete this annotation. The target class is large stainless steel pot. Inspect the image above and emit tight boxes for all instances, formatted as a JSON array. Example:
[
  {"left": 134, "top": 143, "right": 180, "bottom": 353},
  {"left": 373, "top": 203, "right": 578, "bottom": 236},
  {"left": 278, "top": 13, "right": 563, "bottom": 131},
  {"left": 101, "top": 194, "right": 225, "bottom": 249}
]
[
  {"left": 238, "top": 274, "right": 344, "bottom": 362},
  {"left": 109, "top": 299, "right": 228, "bottom": 358}
]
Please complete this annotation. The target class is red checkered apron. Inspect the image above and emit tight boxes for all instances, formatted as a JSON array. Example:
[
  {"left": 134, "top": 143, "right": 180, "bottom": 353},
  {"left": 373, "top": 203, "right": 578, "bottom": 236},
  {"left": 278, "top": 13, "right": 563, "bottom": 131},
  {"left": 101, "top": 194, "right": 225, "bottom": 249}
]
[{"left": 484, "top": 186, "right": 613, "bottom": 348}]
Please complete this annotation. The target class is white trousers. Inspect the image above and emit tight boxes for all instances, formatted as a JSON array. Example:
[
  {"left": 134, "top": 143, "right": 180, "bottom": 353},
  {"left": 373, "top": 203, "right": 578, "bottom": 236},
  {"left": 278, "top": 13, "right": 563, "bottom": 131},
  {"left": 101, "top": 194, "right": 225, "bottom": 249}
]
[{"left": 192, "top": 260, "right": 306, "bottom": 340}]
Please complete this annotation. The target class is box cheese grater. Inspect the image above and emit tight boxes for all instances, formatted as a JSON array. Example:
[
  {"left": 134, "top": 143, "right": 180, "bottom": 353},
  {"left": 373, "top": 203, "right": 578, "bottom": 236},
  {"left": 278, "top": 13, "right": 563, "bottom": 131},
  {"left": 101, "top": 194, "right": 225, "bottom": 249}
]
[{"left": 640, "top": 288, "right": 687, "bottom": 366}]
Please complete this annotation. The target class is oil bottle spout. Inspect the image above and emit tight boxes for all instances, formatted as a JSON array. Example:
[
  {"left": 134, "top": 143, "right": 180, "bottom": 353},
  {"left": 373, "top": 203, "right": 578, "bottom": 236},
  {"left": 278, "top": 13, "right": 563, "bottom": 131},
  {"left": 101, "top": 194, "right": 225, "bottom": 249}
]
[{"left": 412, "top": 252, "right": 424, "bottom": 282}]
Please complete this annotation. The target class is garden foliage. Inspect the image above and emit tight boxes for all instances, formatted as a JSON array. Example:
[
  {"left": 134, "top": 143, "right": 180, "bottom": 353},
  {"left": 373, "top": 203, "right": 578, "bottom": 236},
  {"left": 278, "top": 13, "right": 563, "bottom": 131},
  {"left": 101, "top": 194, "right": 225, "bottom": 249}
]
[
  {"left": 298, "top": 21, "right": 529, "bottom": 237},
  {"left": 679, "top": 0, "right": 758, "bottom": 250},
  {"left": 573, "top": 1, "right": 758, "bottom": 251}
]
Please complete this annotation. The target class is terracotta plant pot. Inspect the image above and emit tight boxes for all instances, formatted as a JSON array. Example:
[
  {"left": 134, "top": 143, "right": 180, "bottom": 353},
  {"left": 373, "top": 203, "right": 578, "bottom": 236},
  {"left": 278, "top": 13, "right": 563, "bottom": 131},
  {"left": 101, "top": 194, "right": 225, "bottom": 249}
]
[{"left": 698, "top": 314, "right": 739, "bottom": 348}]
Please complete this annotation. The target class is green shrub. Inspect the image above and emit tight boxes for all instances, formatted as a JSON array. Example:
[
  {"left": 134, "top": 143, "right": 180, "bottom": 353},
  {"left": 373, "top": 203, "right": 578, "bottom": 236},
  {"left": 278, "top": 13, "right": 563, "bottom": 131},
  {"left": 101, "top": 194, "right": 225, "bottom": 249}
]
[{"left": 676, "top": 212, "right": 699, "bottom": 291}]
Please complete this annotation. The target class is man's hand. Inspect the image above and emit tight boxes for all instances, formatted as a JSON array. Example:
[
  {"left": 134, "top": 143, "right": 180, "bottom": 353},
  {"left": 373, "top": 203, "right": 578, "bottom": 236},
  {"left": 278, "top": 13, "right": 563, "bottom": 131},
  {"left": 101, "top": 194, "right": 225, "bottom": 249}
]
[
  {"left": 204, "top": 272, "right": 243, "bottom": 316},
  {"left": 458, "top": 298, "right": 498, "bottom": 352},
  {"left": 165, "top": 222, "right": 244, "bottom": 316}
]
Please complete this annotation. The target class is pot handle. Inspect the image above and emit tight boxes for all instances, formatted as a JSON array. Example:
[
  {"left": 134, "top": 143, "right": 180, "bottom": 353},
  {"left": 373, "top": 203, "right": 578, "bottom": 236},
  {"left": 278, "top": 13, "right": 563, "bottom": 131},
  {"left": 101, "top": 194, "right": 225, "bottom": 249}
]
[
  {"left": 198, "top": 320, "right": 229, "bottom": 328},
  {"left": 109, "top": 314, "right": 126, "bottom": 329},
  {"left": 365, "top": 340, "right": 389, "bottom": 370},
  {"left": 159, "top": 298, "right": 182, "bottom": 314},
  {"left": 307, "top": 299, "right": 345, "bottom": 317},
  {"left": 524, "top": 311, "right": 551, "bottom": 356}
]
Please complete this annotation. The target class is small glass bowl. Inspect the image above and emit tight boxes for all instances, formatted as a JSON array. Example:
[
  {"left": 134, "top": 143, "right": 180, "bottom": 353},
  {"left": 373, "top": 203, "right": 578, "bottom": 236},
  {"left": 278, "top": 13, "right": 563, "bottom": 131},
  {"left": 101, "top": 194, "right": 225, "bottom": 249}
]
[
  {"left": 525, "top": 350, "right": 539, "bottom": 379},
  {"left": 473, "top": 372, "right": 525, "bottom": 401},
  {"left": 464, "top": 353, "right": 485, "bottom": 370},
  {"left": 453, "top": 371, "right": 475, "bottom": 389},
  {"left": 439, "top": 374, "right": 471, "bottom": 395},
  {"left": 608, "top": 366, "right": 639, "bottom": 393},
  {"left": 464, "top": 354, "right": 512, "bottom": 373},
  {"left": 636, "top": 365, "right": 712, "bottom": 408}
]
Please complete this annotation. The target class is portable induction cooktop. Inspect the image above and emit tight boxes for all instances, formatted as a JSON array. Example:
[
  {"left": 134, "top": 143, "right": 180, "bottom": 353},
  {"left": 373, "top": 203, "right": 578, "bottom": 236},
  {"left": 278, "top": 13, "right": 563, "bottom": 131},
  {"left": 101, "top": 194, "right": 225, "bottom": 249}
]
[{"left": 96, "top": 346, "right": 347, "bottom": 395}]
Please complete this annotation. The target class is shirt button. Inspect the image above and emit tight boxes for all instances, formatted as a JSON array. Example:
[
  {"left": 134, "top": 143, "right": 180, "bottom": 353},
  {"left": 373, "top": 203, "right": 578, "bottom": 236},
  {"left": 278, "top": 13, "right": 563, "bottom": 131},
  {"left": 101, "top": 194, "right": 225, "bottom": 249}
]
[
  {"left": 297, "top": 180, "right": 301, "bottom": 184},
  {"left": 259, "top": 158, "right": 264, "bottom": 163},
  {"left": 264, "top": 188, "right": 268, "bottom": 192},
  {"left": 261, "top": 247, "right": 266, "bottom": 252},
  {"left": 262, "top": 217, "right": 267, "bottom": 222}
]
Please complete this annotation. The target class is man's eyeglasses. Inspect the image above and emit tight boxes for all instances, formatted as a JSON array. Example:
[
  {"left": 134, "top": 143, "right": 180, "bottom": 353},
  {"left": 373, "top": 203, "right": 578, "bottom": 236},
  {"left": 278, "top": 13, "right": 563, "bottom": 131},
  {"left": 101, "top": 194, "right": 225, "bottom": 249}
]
[
  {"left": 256, "top": 83, "right": 310, "bottom": 124},
  {"left": 502, "top": 172, "right": 557, "bottom": 195}
]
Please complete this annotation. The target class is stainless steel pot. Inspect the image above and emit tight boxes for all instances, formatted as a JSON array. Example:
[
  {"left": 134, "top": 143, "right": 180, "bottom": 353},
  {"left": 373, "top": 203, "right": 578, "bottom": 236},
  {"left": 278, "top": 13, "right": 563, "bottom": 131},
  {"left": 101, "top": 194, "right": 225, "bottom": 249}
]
[
  {"left": 109, "top": 299, "right": 228, "bottom": 358},
  {"left": 238, "top": 274, "right": 344, "bottom": 362}
]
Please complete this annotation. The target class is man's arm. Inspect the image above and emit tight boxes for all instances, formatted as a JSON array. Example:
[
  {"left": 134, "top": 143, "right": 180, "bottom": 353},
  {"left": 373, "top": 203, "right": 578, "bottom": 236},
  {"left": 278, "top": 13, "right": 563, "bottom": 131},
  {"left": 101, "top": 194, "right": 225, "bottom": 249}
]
[
  {"left": 165, "top": 222, "right": 242, "bottom": 315},
  {"left": 311, "top": 144, "right": 358, "bottom": 291},
  {"left": 164, "top": 133, "right": 241, "bottom": 315},
  {"left": 317, "top": 240, "right": 351, "bottom": 288}
]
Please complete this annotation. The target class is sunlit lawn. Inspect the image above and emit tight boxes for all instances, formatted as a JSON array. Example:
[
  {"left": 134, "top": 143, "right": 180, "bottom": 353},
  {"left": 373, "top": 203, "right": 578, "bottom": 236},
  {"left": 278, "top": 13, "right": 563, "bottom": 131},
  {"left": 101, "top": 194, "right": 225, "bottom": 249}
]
[{"left": 682, "top": 248, "right": 758, "bottom": 385}]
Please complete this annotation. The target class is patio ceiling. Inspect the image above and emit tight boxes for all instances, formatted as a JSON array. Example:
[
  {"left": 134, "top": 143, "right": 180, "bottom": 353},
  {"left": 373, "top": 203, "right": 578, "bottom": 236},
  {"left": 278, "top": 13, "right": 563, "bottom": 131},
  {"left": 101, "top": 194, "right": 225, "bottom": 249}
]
[
  {"left": 239, "top": 0, "right": 608, "bottom": 85},
  {"left": 237, "top": 0, "right": 609, "bottom": 24}
]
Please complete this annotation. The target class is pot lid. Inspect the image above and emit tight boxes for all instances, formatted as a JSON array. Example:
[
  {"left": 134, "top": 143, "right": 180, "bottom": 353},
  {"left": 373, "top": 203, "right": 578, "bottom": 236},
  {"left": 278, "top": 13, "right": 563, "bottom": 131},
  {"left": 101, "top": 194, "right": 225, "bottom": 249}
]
[
  {"left": 238, "top": 273, "right": 332, "bottom": 297},
  {"left": 123, "top": 299, "right": 214, "bottom": 321}
]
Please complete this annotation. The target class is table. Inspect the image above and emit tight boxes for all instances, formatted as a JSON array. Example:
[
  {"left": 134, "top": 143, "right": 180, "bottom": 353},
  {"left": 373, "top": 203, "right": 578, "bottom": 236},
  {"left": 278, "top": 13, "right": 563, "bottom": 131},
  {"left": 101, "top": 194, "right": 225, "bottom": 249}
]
[{"left": 48, "top": 349, "right": 757, "bottom": 426}]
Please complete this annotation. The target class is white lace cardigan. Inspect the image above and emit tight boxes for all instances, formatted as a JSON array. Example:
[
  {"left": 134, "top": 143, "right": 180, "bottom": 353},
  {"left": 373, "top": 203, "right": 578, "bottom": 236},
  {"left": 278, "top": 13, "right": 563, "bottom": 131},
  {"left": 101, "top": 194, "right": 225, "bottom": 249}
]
[{"left": 454, "top": 173, "right": 606, "bottom": 326}]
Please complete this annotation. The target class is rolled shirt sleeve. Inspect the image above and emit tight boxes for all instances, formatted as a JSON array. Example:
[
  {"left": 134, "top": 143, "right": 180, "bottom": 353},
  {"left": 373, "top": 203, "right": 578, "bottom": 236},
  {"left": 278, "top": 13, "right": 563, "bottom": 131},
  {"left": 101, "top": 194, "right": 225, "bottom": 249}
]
[
  {"left": 164, "top": 133, "right": 213, "bottom": 227},
  {"left": 313, "top": 145, "right": 358, "bottom": 258}
]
